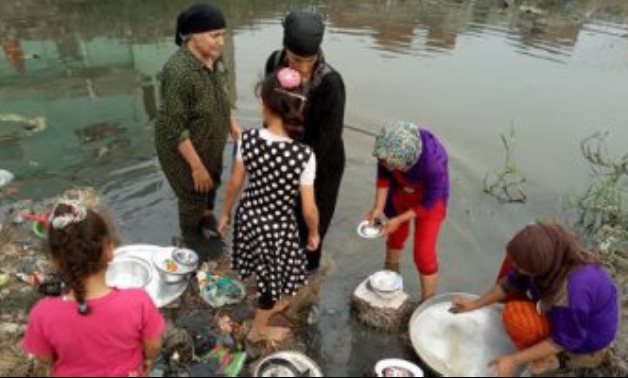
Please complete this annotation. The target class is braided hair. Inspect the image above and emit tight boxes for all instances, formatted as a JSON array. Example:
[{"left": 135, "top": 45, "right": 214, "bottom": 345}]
[{"left": 46, "top": 203, "right": 113, "bottom": 315}]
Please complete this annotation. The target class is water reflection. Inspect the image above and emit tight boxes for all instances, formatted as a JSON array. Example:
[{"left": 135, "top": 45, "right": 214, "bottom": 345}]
[
  {"left": 1, "top": 1, "right": 627, "bottom": 374},
  {"left": 1, "top": 1, "right": 627, "bottom": 79}
]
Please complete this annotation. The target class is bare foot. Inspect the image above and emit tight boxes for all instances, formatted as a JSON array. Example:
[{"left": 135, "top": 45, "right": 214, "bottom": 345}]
[
  {"left": 530, "top": 355, "right": 559, "bottom": 375},
  {"left": 248, "top": 326, "right": 291, "bottom": 344},
  {"left": 272, "top": 299, "right": 290, "bottom": 314}
]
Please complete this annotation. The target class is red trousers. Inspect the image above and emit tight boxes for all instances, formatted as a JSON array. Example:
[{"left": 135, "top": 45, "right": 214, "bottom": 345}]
[{"left": 386, "top": 189, "right": 446, "bottom": 275}]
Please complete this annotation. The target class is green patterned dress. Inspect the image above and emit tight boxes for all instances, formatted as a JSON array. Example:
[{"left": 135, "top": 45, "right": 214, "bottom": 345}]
[{"left": 155, "top": 47, "right": 231, "bottom": 233}]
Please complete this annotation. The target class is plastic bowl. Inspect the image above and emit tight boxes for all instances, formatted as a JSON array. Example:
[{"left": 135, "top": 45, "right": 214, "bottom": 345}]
[
  {"left": 33, "top": 221, "right": 47, "bottom": 239},
  {"left": 369, "top": 270, "right": 403, "bottom": 293}
]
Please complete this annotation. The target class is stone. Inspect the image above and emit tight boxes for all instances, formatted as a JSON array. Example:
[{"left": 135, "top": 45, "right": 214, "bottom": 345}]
[
  {"left": 0, "top": 274, "right": 9, "bottom": 288},
  {"left": 0, "top": 323, "right": 23, "bottom": 336},
  {"left": 351, "top": 278, "right": 416, "bottom": 332},
  {"left": 190, "top": 362, "right": 221, "bottom": 377},
  {"left": 162, "top": 324, "right": 194, "bottom": 364}
]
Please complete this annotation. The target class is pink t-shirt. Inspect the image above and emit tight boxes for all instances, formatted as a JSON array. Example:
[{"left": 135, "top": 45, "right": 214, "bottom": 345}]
[{"left": 23, "top": 289, "right": 165, "bottom": 377}]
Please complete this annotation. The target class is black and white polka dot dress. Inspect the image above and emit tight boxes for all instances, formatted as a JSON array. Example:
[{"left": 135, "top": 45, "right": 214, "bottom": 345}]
[{"left": 232, "top": 129, "right": 313, "bottom": 302}]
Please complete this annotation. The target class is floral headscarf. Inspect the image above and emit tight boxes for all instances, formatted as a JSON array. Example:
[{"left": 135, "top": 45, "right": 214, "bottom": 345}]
[{"left": 373, "top": 121, "right": 422, "bottom": 171}]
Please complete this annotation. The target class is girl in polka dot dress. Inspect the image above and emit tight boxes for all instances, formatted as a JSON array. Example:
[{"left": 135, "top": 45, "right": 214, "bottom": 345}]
[{"left": 219, "top": 68, "right": 320, "bottom": 343}]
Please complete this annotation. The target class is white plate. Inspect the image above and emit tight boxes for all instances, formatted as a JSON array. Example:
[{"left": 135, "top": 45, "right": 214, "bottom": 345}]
[
  {"left": 375, "top": 359, "right": 424, "bottom": 377},
  {"left": 357, "top": 220, "right": 384, "bottom": 239}
]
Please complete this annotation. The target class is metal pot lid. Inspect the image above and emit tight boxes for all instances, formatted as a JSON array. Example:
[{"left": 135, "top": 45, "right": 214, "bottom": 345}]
[{"left": 254, "top": 351, "right": 323, "bottom": 377}]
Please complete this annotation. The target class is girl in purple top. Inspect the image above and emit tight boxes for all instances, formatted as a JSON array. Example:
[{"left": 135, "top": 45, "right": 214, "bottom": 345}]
[
  {"left": 452, "top": 223, "right": 619, "bottom": 377},
  {"left": 365, "top": 121, "right": 449, "bottom": 301}
]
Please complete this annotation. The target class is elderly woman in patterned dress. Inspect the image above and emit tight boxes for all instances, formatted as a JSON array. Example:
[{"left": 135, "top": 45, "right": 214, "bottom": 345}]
[{"left": 155, "top": 3, "right": 240, "bottom": 257}]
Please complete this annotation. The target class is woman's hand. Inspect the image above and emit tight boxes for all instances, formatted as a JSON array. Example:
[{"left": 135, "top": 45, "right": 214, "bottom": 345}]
[
  {"left": 306, "top": 232, "right": 320, "bottom": 252},
  {"left": 217, "top": 214, "right": 231, "bottom": 237},
  {"left": 192, "top": 165, "right": 214, "bottom": 193},
  {"left": 449, "top": 297, "right": 478, "bottom": 314},
  {"left": 381, "top": 216, "right": 404, "bottom": 236},
  {"left": 230, "top": 118, "right": 242, "bottom": 142},
  {"left": 364, "top": 207, "right": 384, "bottom": 223},
  {"left": 489, "top": 356, "right": 519, "bottom": 377}
]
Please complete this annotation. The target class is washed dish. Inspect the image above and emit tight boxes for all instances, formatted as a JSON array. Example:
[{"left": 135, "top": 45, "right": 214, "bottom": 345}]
[
  {"left": 153, "top": 248, "right": 198, "bottom": 283},
  {"left": 367, "top": 270, "right": 404, "bottom": 300},
  {"left": 106, "top": 257, "right": 153, "bottom": 289},
  {"left": 374, "top": 359, "right": 424, "bottom": 377},
  {"left": 112, "top": 244, "right": 190, "bottom": 308},
  {"left": 357, "top": 220, "right": 385, "bottom": 239}
]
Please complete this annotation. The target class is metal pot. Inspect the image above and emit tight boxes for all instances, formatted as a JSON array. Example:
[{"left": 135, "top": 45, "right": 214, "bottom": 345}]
[
  {"left": 172, "top": 248, "right": 199, "bottom": 268},
  {"left": 153, "top": 248, "right": 199, "bottom": 285},
  {"left": 157, "top": 269, "right": 191, "bottom": 285}
]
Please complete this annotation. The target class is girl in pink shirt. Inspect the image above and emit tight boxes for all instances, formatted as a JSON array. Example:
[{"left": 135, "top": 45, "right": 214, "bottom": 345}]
[{"left": 22, "top": 201, "right": 165, "bottom": 377}]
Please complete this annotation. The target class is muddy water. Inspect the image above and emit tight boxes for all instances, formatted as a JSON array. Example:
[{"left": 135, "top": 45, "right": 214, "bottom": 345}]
[{"left": 1, "top": 0, "right": 627, "bottom": 375}]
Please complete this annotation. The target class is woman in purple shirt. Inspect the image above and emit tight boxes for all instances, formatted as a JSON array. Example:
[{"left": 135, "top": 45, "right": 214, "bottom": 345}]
[
  {"left": 365, "top": 121, "right": 449, "bottom": 301},
  {"left": 452, "top": 223, "right": 619, "bottom": 377}
]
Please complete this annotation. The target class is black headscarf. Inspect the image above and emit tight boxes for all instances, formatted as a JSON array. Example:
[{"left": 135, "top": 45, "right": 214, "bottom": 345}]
[
  {"left": 175, "top": 3, "right": 226, "bottom": 46},
  {"left": 283, "top": 11, "right": 325, "bottom": 57}
]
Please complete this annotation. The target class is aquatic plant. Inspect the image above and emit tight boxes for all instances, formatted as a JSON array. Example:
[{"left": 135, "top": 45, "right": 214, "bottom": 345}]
[
  {"left": 575, "top": 132, "right": 628, "bottom": 277},
  {"left": 483, "top": 127, "right": 527, "bottom": 203}
]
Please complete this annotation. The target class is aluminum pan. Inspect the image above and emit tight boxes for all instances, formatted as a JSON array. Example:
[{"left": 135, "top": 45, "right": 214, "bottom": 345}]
[
  {"left": 409, "top": 293, "right": 517, "bottom": 377},
  {"left": 111, "top": 244, "right": 188, "bottom": 308}
]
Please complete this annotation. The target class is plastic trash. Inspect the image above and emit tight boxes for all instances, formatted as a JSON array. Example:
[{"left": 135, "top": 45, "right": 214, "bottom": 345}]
[
  {"left": 0, "top": 274, "right": 10, "bottom": 288},
  {"left": 16, "top": 272, "right": 45, "bottom": 287},
  {"left": 194, "top": 347, "right": 245, "bottom": 377},
  {"left": 0, "top": 113, "right": 47, "bottom": 134},
  {"left": 0, "top": 169, "right": 14, "bottom": 188},
  {"left": 217, "top": 349, "right": 246, "bottom": 377},
  {"left": 197, "top": 272, "right": 246, "bottom": 308}
]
